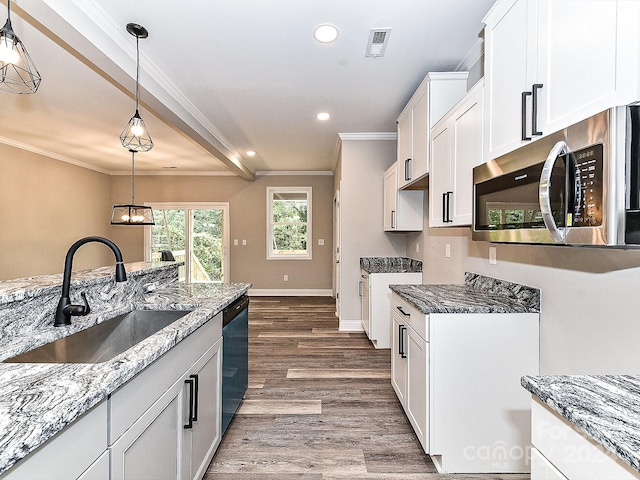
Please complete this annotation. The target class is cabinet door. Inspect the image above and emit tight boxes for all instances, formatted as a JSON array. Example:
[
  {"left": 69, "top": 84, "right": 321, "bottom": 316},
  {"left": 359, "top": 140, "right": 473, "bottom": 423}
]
[
  {"left": 530, "top": 448, "right": 568, "bottom": 480},
  {"left": 397, "top": 111, "right": 413, "bottom": 188},
  {"left": 428, "top": 120, "right": 450, "bottom": 228},
  {"left": 77, "top": 451, "right": 110, "bottom": 480},
  {"left": 111, "top": 381, "right": 183, "bottom": 480},
  {"left": 537, "top": 0, "right": 618, "bottom": 134},
  {"left": 406, "top": 326, "right": 429, "bottom": 453},
  {"left": 361, "top": 273, "right": 370, "bottom": 336},
  {"left": 411, "top": 89, "right": 429, "bottom": 180},
  {"left": 187, "top": 339, "right": 223, "bottom": 480},
  {"left": 383, "top": 165, "right": 398, "bottom": 231},
  {"left": 484, "top": 0, "right": 538, "bottom": 160},
  {"left": 450, "top": 84, "right": 483, "bottom": 226},
  {"left": 391, "top": 311, "right": 407, "bottom": 406}
]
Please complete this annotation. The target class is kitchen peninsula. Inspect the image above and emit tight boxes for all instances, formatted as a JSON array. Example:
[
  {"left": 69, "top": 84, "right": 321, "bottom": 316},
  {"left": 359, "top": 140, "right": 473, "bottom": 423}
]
[{"left": 0, "top": 261, "right": 250, "bottom": 479}]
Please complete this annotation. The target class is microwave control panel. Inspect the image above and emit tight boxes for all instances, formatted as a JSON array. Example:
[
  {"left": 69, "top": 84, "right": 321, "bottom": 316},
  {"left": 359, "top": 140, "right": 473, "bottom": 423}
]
[{"left": 569, "top": 144, "right": 603, "bottom": 227}]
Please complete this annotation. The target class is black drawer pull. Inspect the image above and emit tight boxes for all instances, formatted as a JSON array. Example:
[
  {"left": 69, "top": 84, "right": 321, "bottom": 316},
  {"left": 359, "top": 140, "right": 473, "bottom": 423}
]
[
  {"left": 184, "top": 378, "right": 195, "bottom": 429},
  {"left": 396, "top": 306, "right": 410, "bottom": 317}
]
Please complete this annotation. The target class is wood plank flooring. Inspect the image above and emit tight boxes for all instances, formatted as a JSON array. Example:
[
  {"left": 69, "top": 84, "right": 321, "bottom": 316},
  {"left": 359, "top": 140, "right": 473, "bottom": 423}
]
[{"left": 205, "top": 297, "right": 529, "bottom": 480}]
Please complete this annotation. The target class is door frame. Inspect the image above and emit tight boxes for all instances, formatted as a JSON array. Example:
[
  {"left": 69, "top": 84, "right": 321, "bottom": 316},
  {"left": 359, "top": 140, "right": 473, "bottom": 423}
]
[
  {"left": 144, "top": 202, "right": 230, "bottom": 283},
  {"left": 333, "top": 185, "right": 341, "bottom": 318}
]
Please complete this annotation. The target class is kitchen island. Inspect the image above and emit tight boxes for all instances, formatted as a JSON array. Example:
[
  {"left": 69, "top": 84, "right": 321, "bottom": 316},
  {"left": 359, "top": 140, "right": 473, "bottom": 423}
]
[{"left": 0, "top": 261, "right": 250, "bottom": 478}]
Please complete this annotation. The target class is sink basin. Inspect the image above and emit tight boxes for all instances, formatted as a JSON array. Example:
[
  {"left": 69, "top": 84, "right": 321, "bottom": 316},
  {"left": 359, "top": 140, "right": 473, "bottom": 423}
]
[{"left": 4, "top": 310, "right": 192, "bottom": 364}]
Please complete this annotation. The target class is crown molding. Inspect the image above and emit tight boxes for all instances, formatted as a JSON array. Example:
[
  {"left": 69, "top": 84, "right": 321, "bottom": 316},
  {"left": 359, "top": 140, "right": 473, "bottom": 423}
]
[
  {"left": 338, "top": 132, "right": 397, "bottom": 141},
  {"left": 255, "top": 171, "right": 334, "bottom": 176}
]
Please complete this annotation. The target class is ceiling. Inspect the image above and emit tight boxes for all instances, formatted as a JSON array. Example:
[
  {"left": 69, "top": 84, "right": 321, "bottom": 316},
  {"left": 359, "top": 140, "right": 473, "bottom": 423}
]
[{"left": 4, "top": 0, "right": 495, "bottom": 178}]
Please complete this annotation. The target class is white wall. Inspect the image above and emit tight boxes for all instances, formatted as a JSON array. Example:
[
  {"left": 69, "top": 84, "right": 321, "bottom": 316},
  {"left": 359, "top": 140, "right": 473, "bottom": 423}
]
[
  {"left": 338, "top": 138, "right": 407, "bottom": 329},
  {"left": 407, "top": 196, "right": 640, "bottom": 375}
]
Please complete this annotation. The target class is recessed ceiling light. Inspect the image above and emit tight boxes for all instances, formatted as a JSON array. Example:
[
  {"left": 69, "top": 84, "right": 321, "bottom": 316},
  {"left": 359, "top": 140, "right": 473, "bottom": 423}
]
[
  {"left": 316, "top": 112, "right": 331, "bottom": 121},
  {"left": 313, "top": 24, "right": 339, "bottom": 43},
  {"left": 246, "top": 150, "right": 256, "bottom": 157}
]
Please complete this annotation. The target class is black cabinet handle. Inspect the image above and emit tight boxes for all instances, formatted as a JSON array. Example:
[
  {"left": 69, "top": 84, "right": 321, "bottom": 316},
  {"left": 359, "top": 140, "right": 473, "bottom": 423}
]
[
  {"left": 400, "top": 325, "right": 407, "bottom": 359},
  {"left": 396, "top": 306, "right": 410, "bottom": 316},
  {"left": 184, "top": 378, "right": 195, "bottom": 429},
  {"left": 405, "top": 158, "right": 412, "bottom": 181},
  {"left": 445, "top": 191, "right": 453, "bottom": 223},
  {"left": 532, "top": 84, "right": 543, "bottom": 136},
  {"left": 190, "top": 374, "right": 199, "bottom": 422},
  {"left": 521, "top": 91, "right": 532, "bottom": 141},
  {"left": 442, "top": 192, "right": 447, "bottom": 223},
  {"left": 391, "top": 210, "right": 396, "bottom": 229}
]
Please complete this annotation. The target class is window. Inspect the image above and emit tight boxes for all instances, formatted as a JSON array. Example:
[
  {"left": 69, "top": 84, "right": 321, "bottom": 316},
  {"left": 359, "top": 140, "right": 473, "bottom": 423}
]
[
  {"left": 267, "top": 187, "right": 312, "bottom": 260},
  {"left": 144, "top": 203, "right": 229, "bottom": 283}
]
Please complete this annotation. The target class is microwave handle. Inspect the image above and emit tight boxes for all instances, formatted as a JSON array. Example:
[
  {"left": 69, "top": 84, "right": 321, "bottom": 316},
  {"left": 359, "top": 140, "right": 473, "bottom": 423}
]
[{"left": 539, "top": 140, "right": 568, "bottom": 242}]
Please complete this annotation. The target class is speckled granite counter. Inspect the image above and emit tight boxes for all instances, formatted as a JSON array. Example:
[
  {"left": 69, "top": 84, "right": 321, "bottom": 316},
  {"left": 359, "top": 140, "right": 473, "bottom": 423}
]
[
  {"left": 390, "top": 272, "right": 540, "bottom": 314},
  {"left": 360, "top": 257, "right": 422, "bottom": 274},
  {"left": 0, "top": 263, "right": 251, "bottom": 475},
  {"left": 521, "top": 375, "right": 640, "bottom": 474}
]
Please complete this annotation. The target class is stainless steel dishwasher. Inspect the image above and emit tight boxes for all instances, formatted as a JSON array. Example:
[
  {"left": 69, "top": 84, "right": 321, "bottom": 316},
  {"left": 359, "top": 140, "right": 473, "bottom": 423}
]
[{"left": 221, "top": 294, "right": 249, "bottom": 434}]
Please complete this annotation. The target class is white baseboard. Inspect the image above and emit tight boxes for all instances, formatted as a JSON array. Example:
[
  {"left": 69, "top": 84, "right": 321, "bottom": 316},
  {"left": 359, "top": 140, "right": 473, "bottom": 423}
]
[
  {"left": 339, "top": 319, "right": 364, "bottom": 332},
  {"left": 248, "top": 288, "right": 333, "bottom": 297}
]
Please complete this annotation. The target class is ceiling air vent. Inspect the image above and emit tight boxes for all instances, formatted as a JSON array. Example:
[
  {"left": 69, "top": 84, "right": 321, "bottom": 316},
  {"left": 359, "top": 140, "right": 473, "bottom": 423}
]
[{"left": 366, "top": 28, "right": 391, "bottom": 58}]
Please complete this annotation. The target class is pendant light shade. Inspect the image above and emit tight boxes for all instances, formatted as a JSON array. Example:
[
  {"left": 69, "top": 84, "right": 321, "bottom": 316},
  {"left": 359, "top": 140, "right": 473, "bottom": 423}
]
[
  {"left": 119, "top": 23, "right": 153, "bottom": 152},
  {"left": 0, "top": 0, "right": 41, "bottom": 94},
  {"left": 111, "top": 150, "right": 155, "bottom": 225}
]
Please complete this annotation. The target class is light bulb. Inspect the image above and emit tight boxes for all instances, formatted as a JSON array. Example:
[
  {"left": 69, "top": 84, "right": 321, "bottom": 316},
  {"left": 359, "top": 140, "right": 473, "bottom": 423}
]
[
  {"left": 121, "top": 214, "right": 130, "bottom": 222},
  {"left": 130, "top": 118, "right": 145, "bottom": 137},
  {"left": 0, "top": 35, "right": 19, "bottom": 65},
  {"left": 131, "top": 214, "right": 144, "bottom": 223}
]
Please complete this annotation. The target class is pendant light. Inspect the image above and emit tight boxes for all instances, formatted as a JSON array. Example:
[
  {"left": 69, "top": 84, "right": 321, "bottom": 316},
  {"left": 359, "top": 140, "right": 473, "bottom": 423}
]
[
  {"left": 110, "top": 150, "right": 154, "bottom": 225},
  {"left": 119, "top": 23, "right": 153, "bottom": 152},
  {"left": 0, "top": 0, "right": 41, "bottom": 94}
]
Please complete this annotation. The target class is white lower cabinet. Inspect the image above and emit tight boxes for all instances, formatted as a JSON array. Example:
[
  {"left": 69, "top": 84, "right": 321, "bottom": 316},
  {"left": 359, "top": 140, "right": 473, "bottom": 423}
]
[
  {"left": 390, "top": 292, "right": 539, "bottom": 473},
  {"left": 110, "top": 313, "right": 223, "bottom": 480},
  {"left": 530, "top": 397, "right": 640, "bottom": 480},
  {"left": 0, "top": 400, "right": 108, "bottom": 480},
  {"left": 361, "top": 270, "right": 422, "bottom": 348}
]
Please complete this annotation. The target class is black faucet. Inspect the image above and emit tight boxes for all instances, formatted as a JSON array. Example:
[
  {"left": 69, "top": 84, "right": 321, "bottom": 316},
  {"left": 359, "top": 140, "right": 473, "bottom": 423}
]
[{"left": 54, "top": 236, "right": 127, "bottom": 327}]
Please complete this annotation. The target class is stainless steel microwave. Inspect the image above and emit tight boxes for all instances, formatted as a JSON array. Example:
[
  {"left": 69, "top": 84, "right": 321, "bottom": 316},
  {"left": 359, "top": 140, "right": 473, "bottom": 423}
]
[{"left": 472, "top": 106, "right": 640, "bottom": 246}]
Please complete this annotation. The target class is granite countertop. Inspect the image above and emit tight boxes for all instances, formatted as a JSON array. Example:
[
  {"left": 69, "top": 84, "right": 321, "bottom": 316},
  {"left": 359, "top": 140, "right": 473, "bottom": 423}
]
[
  {"left": 389, "top": 272, "right": 540, "bottom": 314},
  {"left": 521, "top": 375, "right": 640, "bottom": 474},
  {"left": 0, "top": 281, "right": 251, "bottom": 475},
  {"left": 360, "top": 257, "right": 422, "bottom": 274}
]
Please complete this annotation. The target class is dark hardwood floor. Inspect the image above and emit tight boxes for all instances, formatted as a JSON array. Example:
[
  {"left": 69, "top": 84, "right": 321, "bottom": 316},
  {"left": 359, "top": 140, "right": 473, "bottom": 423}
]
[{"left": 205, "top": 296, "right": 529, "bottom": 480}]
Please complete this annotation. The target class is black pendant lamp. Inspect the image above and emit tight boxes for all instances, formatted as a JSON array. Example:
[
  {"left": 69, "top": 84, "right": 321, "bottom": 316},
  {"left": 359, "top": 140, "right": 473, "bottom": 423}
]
[
  {"left": 119, "top": 23, "right": 153, "bottom": 152},
  {"left": 110, "top": 150, "right": 154, "bottom": 225},
  {"left": 0, "top": 0, "right": 41, "bottom": 94}
]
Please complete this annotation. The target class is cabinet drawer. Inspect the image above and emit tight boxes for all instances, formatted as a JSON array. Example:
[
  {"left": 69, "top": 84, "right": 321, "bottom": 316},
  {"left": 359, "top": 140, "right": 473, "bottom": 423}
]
[
  {"left": 109, "top": 312, "right": 222, "bottom": 442},
  {"left": 391, "top": 293, "right": 428, "bottom": 341}
]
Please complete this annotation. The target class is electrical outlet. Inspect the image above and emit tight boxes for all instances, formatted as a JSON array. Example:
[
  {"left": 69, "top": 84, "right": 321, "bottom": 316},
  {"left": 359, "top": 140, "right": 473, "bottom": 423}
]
[
  {"left": 415, "top": 242, "right": 420, "bottom": 253},
  {"left": 242, "top": 239, "right": 247, "bottom": 246},
  {"left": 445, "top": 243, "right": 451, "bottom": 258},
  {"left": 489, "top": 247, "right": 497, "bottom": 265},
  {"left": 284, "top": 274, "right": 288, "bottom": 281},
  {"left": 233, "top": 239, "right": 238, "bottom": 246},
  {"left": 318, "top": 239, "right": 325, "bottom": 246}
]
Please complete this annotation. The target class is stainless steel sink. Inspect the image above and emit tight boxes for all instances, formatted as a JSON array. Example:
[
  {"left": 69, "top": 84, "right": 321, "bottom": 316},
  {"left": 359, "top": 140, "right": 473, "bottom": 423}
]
[{"left": 4, "top": 310, "right": 192, "bottom": 364}]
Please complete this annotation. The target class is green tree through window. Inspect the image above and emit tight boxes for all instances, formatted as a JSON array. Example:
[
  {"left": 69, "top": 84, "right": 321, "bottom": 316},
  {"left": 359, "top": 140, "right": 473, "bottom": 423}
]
[{"left": 267, "top": 187, "right": 312, "bottom": 259}]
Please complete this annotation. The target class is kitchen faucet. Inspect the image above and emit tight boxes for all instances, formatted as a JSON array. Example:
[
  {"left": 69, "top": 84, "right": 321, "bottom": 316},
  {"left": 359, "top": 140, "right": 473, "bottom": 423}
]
[{"left": 54, "top": 236, "right": 127, "bottom": 327}]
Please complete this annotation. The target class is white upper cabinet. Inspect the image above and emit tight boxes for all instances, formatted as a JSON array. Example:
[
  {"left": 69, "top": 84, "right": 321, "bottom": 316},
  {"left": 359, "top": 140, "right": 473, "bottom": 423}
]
[
  {"left": 429, "top": 79, "right": 484, "bottom": 228},
  {"left": 483, "top": 0, "right": 640, "bottom": 161},
  {"left": 397, "top": 72, "right": 468, "bottom": 189},
  {"left": 384, "top": 162, "right": 424, "bottom": 232}
]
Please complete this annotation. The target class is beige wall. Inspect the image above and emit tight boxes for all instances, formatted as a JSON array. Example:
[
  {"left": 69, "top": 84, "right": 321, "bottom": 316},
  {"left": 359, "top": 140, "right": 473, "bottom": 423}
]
[
  {"left": 0, "top": 145, "right": 113, "bottom": 280},
  {"left": 109, "top": 173, "right": 334, "bottom": 290},
  {"left": 406, "top": 195, "right": 640, "bottom": 375},
  {"left": 337, "top": 139, "right": 407, "bottom": 327}
]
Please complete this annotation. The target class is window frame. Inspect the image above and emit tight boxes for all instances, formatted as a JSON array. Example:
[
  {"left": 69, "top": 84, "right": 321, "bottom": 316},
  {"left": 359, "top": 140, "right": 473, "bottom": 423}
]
[
  {"left": 266, "top": 186, "right": 312, "bottom": 260},
  {"left": 143, "top": 202, "right": 230, "bottom": 282}
]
